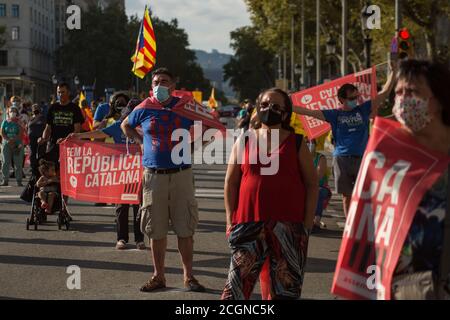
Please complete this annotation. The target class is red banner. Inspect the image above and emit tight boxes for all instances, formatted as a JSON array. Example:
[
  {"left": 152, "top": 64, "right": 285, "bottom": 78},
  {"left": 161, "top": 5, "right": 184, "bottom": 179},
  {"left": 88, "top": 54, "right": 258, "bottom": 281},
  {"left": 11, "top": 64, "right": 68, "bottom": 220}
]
[
  {"left": 291, "top": 67, "right": 377, "bottom": 139},
  {"left": 331, "top": 117, "right": 450, "bottom": 300},
  {"left": 141, "top": 90, "right": 226, "bottom": 132},
  {"left": 59, "top": 140, "right": 143, "bottom": 204}
]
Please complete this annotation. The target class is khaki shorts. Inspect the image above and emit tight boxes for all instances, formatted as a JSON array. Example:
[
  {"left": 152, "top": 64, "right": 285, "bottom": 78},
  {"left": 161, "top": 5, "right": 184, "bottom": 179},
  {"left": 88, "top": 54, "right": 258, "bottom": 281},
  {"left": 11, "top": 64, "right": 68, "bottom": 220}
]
[{"left": 140, "top": 167, "right": 198, "bottom": 240}]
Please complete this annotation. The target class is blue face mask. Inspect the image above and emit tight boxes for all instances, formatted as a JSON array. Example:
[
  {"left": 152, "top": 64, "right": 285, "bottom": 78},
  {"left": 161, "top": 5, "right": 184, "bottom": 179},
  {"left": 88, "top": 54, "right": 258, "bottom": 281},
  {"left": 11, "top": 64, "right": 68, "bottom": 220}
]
[
  {"left": 346, "top": 100, "right": 358, "bottom": 109},
  {"left": 153, "top": 85, "right": 170, "bottom": 103}
]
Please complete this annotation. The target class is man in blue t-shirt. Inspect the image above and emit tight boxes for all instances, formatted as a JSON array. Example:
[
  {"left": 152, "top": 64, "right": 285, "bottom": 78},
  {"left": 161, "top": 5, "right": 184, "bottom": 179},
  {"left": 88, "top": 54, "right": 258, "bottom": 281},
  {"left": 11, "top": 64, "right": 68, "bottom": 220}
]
[
  {"left": 293, "top": 62, "right": 397, "bottom": 217},
  {"left": 121, "top": 67, "right": 205, "bottom": 293}
]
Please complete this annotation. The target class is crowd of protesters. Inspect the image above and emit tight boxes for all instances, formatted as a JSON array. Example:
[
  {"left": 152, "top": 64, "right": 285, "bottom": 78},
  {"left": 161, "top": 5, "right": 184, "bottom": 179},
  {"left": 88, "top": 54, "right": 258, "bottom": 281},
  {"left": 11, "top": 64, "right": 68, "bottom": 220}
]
[{"left": 0, "top": 59, "right": 449, "bottom": 300}]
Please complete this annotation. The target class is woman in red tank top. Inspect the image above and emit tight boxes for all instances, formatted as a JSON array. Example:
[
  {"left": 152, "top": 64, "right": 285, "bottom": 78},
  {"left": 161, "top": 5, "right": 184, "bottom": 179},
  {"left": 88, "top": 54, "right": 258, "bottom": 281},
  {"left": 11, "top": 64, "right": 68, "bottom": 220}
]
[{"left": 221, "top": 88, "right": 319, "bottom": 300}]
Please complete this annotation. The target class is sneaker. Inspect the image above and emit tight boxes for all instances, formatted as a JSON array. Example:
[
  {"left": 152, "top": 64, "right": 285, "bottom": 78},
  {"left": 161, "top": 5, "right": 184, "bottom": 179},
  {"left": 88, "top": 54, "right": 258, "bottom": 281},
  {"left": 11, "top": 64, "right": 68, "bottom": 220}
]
[
  {"left": 184, "top": 277, "right": 206, "bottom": 292},
  {"left": 136, "top": 242, "right": 146, "bottom": 250},
  {"left": 0, "top": 181, "right": 8, "bottom": 186},
  {"left": 17, "top": 181, "right": 23, "bottom": 187},
  {"left": 115, "top": 240, "right": 127, "bottom": 250},
  {"left": 140, "top": 276, "right": 166, "bottom": 292}
]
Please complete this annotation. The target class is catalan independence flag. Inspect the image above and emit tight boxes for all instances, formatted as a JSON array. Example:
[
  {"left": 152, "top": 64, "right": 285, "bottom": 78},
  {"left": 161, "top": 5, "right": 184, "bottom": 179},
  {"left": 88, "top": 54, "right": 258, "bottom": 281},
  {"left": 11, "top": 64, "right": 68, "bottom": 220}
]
[{"left": 131, "top": 6, "right": 156, "bottom": 79}]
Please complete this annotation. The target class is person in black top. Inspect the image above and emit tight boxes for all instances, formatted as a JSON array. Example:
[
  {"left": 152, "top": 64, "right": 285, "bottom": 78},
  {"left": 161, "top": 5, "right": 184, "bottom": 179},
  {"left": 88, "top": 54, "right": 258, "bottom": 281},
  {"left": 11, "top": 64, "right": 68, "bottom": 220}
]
[
  {"left": 39, "top": 83, "right": 84, "bottom": 166},
  {"left": 28, "top": 104, "right": 46, "bottom": 177}
]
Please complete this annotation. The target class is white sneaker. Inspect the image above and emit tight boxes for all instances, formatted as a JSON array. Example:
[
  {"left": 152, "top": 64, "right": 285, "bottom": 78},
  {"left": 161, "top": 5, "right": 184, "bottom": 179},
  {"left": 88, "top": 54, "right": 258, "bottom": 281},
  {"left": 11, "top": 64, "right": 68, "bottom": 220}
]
[{"left": 115, "top": 240, "right": 127, "bottom": 250}]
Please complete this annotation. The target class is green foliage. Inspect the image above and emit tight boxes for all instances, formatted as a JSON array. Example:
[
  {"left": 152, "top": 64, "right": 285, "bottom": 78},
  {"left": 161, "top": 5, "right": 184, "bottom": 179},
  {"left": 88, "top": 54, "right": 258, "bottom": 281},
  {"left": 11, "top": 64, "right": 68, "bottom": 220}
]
[
  {"left": 223, "top": 26, "right": 275, "bottom": 101},
  {"left": 56, "top": 5, "right": 133, "bottom": 97},
  {"left": 243, "top": 0, "right": 449, "bottom": 72},
  {"left": 57, "top": 6, "right": 225, "bottom": 102}
]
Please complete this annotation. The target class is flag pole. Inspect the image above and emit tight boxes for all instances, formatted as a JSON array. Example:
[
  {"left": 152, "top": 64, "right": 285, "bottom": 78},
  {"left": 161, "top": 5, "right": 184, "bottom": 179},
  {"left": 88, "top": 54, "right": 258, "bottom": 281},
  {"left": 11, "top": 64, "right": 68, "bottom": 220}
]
[{"left": 132, "top": 5, "right": 146, "bottom": 76}]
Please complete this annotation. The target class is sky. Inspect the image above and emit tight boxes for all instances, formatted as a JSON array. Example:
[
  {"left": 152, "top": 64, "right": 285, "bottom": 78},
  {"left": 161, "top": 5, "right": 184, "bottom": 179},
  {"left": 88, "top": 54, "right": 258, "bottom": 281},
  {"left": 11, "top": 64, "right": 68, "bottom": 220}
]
[{"left": 125, "top": 0, "right": 251, "bottom": 55}]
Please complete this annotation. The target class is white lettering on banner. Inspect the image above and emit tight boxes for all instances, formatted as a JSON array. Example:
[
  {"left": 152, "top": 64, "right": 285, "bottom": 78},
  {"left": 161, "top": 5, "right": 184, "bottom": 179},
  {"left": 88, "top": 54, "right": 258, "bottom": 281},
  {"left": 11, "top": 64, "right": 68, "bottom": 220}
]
[
  {"left": 184, "top": 101, "right": 214, "bottom": 119},
  {"left": 67, "top": 153, "right": 140, "bottom": 175},
  {"left": 85, "top": 170, "right": 140, "bottom": 188},
  {"left": 308, "top": 117, "right": 325, "bottom": 129},
  {"left": 355, "top": 82, "right": 372, "bottom": 98},
  {"left": 319, "top": 87, "right": 338, "bottom": 100},
  {"left": 344, "top": 151, "right": 411, "bottom": 246},
  {"left": 376, "top": 160, "right": 410, "bottom": 205},
  {"left": 375, "top": 206, "right": 395, "bottom": 246},
  {"left": 356, "top": 151, "right": 385, "bottom": 199}
]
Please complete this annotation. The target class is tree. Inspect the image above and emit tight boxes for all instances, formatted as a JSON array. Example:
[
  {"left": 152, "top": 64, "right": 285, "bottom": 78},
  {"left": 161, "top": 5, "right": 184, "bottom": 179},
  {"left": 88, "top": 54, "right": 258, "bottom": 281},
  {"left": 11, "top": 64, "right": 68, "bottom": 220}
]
[
  {"left": 401, "top": 0, "right": 449, "bottom": 63},
  {"left": 56, "top": 5, "right": 132, "bottom": 97},
  {"left": 57, "top": 6, "right": 224, "bottom": 101},
  {"left": 243, "top": 0, "right": 449, "bottom": 76},
  {"left": 223, "top": 26, "right": 275, "bottom": 101}
]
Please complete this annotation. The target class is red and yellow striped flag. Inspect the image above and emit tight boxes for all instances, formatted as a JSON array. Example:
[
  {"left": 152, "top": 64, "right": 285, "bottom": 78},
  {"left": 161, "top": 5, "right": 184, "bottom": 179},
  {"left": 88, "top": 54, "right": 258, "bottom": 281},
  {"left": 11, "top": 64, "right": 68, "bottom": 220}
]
[{"left": 131, "top": 6, "right": 156, "bottom": 79}]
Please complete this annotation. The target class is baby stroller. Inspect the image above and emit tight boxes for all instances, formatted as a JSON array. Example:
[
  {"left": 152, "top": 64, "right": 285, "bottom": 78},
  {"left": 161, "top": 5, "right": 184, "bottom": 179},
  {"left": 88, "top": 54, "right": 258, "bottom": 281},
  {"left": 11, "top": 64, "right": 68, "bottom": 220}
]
[
  {"left": 24, "top": 144, "right": 71, "bottom": 231},
  {"left": 26, "top": 179, "right": 71, "bottom": 231}
]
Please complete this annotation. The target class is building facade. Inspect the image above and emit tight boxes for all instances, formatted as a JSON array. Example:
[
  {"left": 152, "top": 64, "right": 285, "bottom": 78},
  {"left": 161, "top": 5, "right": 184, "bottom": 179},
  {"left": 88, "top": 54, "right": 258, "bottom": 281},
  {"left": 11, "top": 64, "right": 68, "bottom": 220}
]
[
  {"left": 0, "top": 0, "right": 56, "bottom": 103},
  {"left": 0, "top": 0, "right": 124, "bottom": 105}
]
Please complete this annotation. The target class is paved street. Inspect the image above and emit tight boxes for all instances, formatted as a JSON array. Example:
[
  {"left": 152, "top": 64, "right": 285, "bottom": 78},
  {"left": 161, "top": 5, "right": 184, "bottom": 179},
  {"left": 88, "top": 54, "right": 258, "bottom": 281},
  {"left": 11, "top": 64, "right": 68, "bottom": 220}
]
[{"left": 0, "top": 134, "right": 345, "bottom": 300}]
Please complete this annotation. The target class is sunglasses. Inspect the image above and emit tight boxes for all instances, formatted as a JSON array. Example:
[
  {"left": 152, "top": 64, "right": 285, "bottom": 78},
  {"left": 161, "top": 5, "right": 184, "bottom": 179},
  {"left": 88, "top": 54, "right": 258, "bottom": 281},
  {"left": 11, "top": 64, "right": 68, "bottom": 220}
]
[{"left": 260, "top": 102, "right": 285, "bottom": 113}]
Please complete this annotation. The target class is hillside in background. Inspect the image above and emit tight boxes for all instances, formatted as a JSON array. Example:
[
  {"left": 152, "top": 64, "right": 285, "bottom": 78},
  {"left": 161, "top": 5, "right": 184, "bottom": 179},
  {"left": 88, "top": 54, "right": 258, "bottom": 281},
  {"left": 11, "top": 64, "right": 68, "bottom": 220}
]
[{"left": 194, "top": 49, "right": 236, "bottom": 100}]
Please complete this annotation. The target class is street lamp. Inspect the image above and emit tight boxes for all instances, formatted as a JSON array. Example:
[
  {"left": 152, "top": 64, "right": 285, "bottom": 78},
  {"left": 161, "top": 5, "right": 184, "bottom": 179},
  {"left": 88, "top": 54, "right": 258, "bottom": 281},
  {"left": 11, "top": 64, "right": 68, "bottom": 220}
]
[
  {"left": 294, "top": 64, "right": 302, "bottom": 91},
  {"left": 361, "top": 1, "right": 373, "bottom": 69},
  {"left": 326, "top": 36, "right": 337, "bottom": 79},
  {"left": 306, "top": 52, "right": 315, "bottom": 87},
  {"left": 74, "top": 75, "right": 80, "bottom": 93},
  {"left": 326, "top": 36, "right": 337, "bottom": 56},
  {"left": 20, "top": 69, "right": 26, "bottom": 98}
]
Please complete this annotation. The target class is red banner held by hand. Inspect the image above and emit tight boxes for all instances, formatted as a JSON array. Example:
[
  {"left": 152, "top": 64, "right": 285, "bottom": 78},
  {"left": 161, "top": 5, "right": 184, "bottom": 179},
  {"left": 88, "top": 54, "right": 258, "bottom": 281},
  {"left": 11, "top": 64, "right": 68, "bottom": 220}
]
[
  {"left": 59, "top": 140, "right": 143, "bottom": 204},
  {"left": 291, "top": 67, "right": 377, "bottom": 139},
  {"left": 331, "top": 117, "right": 450, "bottom": 300}
]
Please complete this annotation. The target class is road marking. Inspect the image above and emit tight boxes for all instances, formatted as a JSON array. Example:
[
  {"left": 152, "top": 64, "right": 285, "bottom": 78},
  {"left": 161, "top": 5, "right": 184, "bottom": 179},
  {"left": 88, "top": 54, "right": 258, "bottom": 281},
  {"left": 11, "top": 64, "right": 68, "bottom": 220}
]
[
  {"left": 195, "top": 188, "right": 224, "bottom": 198},
  {"left": 336, "top": 222, "right": 346, "bottom": 229},
  {"left": 0, "top": 195, "right": 19, "bottom": 199},
  {"left": 193, "top": 170, "right": 226, "bottom": 175}
]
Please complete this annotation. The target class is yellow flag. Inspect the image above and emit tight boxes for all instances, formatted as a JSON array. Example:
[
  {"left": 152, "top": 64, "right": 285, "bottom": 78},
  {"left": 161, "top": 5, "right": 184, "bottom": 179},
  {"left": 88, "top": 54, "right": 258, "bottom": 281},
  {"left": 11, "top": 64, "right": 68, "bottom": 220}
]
[
  {"left": 208, "top": 87, "right": 218, "bottom": 109},
  {"left": 192, "top": 91, "right": 203, "bottom": 104},
  {"left": 290, "top": 113, "right": 306, "bottom": 135},
  {"left": 79, "top": 91, "right": 86, "bottom": 109}
]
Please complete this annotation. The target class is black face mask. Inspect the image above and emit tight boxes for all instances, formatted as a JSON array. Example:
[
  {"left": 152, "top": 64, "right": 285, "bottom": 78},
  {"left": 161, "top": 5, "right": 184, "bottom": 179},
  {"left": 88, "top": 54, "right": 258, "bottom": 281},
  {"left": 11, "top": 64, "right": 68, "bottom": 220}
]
[
  {"left": 33, "top": 111, "right": 40, "bottom": 115},
  {"left": 259, "top": 109, "right": 283, "bottom": 126}
]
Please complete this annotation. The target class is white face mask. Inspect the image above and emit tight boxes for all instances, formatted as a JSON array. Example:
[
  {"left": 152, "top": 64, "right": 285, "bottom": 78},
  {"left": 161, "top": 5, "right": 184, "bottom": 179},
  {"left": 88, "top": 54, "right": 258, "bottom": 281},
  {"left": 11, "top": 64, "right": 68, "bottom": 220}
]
[{"left": 393, "top": 96, "right": 432, "bottom": 132}]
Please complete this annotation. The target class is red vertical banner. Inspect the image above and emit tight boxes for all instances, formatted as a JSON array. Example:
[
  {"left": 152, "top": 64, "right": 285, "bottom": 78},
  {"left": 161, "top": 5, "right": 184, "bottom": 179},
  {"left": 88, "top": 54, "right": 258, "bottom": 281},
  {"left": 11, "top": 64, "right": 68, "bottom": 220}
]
[
  {"left": 59, "top": 140, "right": 143, "bottom": 204},
  {"left": 291, "top": 67, "right": 377, "bottom": 140},
  {"left": 331, "top": 117, "right": 450, "bottom": 300}
]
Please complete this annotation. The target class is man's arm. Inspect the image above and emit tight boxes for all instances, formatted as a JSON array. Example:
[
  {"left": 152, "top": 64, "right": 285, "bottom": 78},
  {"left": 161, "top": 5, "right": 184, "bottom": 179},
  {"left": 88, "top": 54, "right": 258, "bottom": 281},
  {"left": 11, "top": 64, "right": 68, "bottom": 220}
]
[
  {"left": 371, "top": 62, "right": 397, "bottom": 118},
  {"left": 39, "top": 124, "right": 51, "bottom": 144},
  {"left": 120, "top": 117, "right": 143, "bottom": 145},
  {"left": 92, "top": 104, "right": 108, "bottom": 130},
  {"left": 292, "top": 105, "right": 326, "bottom": 121},
  {"left": 93, "top": 119, "right": 108, "bottom": 130},
  {"left": 73, "top": 123, "right": 81, "bottom": 133}
]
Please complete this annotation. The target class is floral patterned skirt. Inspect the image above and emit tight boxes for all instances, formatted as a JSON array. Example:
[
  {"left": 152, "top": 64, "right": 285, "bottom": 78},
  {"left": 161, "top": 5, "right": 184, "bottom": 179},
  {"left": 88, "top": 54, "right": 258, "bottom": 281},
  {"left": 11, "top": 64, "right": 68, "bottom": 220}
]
[{"left": 221, "top": 220, "right": 309, "bottom": 300}]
